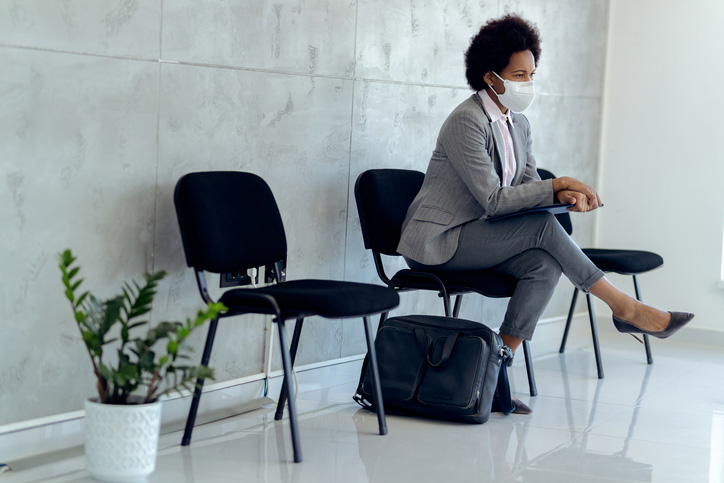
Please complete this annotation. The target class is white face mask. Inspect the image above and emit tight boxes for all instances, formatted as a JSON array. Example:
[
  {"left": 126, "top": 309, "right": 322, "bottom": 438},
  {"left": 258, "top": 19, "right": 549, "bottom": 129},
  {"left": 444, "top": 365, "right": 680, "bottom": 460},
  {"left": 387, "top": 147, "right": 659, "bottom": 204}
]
[{"left": 489, "top": 72, "right": 535, "bottom": 113}]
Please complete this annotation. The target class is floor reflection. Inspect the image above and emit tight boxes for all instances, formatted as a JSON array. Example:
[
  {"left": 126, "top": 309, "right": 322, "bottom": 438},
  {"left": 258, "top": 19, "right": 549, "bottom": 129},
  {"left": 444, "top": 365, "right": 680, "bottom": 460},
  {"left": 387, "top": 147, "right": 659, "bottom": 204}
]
[{"left": 6, "top": 333, "right": 724, "bottom": 482}]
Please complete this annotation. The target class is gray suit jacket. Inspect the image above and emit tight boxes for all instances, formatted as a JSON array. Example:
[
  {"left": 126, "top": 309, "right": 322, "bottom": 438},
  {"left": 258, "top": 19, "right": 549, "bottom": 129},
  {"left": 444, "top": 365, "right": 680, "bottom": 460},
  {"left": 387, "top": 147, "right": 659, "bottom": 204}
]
[{"left": 397, "top": 93, "right": 555, "bottom": 265}]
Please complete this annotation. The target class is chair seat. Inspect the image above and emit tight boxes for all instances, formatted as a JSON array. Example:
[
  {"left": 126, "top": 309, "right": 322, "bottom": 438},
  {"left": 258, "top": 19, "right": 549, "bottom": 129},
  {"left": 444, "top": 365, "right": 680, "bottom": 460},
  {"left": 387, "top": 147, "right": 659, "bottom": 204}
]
[
  {"left": 390, "top": 269, "right": 518, "bottom": 298},
  {"left": 220, "top": 279, "right": 400, "bottom": 319},
  {"left": 582, "top": 248, "right": 663, "bottom": 275}
]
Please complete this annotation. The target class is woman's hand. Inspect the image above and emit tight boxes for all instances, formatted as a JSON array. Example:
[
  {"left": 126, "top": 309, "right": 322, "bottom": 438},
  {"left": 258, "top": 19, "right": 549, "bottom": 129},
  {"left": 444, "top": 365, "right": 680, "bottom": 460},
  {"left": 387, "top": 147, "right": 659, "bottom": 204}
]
[
  {"left": 556, "top": 190, "right": 593, "bottom": 212},
  {"left": 552, "top": 176, "right": 602, "bottom": 211}
]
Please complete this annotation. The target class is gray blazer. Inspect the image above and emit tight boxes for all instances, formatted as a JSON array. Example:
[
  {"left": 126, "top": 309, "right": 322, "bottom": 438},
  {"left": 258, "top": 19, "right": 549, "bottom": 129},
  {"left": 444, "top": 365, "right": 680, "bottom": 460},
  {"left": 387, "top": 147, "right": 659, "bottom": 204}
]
[{"left": 397, "top": 94, "right": 555, "bottom": 265}]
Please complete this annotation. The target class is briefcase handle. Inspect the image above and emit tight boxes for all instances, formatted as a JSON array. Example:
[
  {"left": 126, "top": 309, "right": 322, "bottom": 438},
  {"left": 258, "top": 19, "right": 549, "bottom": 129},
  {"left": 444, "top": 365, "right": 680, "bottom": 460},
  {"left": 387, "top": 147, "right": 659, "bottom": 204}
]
[{"left": 413, "top": 328, "right": 461, "bottom": 367}]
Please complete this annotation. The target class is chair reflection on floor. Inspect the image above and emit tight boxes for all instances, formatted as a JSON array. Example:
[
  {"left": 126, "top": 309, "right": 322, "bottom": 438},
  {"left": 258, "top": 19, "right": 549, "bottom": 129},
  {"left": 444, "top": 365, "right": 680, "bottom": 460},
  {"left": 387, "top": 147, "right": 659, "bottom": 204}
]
[
  {"left": 352, "top": 406, "right": 532, "bottom": 482},
  {"left": 522, "top": 355, "right": 654, "bottom": 481}
]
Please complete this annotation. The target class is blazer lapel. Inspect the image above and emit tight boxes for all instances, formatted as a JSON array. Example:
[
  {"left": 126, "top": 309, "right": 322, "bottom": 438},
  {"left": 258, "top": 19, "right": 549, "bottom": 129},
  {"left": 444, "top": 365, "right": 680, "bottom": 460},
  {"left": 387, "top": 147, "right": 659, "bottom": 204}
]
[
  {"left": 472, "top": 94, "right": 505, "bottom": 181},
  {"left": 509, "top": 113, "right": 527, "bottom": 184},
  {"left": 489, "top": 120, "right": 506, "bottom": 180}
]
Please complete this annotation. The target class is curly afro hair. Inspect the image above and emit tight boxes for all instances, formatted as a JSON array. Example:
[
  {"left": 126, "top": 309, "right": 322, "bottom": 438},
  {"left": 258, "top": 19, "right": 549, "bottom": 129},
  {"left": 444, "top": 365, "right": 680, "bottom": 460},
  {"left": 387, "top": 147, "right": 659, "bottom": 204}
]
[{"left": 465, "top": 14, "right": 541, "bottom": 92}]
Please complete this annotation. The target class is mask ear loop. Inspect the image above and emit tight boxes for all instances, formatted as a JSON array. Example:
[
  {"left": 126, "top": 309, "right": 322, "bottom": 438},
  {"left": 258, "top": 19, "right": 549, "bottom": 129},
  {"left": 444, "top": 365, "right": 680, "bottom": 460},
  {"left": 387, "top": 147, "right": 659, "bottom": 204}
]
[{"left": 488, "top": 72, "right": 505, "bottom": 97}]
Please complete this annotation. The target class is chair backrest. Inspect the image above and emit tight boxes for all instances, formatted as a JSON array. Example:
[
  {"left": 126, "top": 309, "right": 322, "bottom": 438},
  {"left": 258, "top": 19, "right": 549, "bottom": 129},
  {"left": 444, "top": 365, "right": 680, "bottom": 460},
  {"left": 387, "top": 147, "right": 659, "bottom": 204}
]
[
  {"left": 354, "top": 169, "right": 425, "bottom": 256},
  {"left": 174, "top": 171, "right": 287, "bottom": 273},
  {"left": 537, "top": 168, "right": 573, "bottom": 235}
]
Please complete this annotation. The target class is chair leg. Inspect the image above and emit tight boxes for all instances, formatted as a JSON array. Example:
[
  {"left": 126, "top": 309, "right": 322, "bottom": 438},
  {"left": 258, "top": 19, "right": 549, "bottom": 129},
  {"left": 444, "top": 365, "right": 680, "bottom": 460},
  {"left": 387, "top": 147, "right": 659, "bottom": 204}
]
[
  {"left": 441, "top": 292, "right": 452, "bottom": 317},
  {"left": 452, "top": 294, "right": 463, "bottom": 318},
  {"left": 275, "top": 318, "right": 304, "bottom": 421},
  {"left": 276, "top": 318, "right": 302, "bottom": 463},
  {"left": 560, "top": 288, "right": 579, "bottom": 354},
  {"left": 182, "top": 316, "right": 220, "bottom": 446},
  {"left": 363, "top": 316, "right": 388, "bottom": 435},
  {"left": 642, "top": 334, "right": 653, "bottom": 364},
  {"left": 522, "top": 340, "right": 537, "bottom": 397},
  {"left": 378, "top": 311, "right": 388, "bottom": 329},
  {"left": 585, "top": 293, "right": 604, "bottom": 379},
  {"left": 632, "top": 275, "right": 654, "bottom": 365}
]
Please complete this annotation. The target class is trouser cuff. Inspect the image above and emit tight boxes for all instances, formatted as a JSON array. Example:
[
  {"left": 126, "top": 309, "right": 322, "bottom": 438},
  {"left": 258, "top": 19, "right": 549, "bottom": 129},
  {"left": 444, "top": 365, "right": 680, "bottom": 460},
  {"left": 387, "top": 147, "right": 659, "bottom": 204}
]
[
  {"left": 578, "top": 269, "right": 605, "bottom": 293},
  {"left": 499, "top": 324, "right": 535, "bottom": 342}
]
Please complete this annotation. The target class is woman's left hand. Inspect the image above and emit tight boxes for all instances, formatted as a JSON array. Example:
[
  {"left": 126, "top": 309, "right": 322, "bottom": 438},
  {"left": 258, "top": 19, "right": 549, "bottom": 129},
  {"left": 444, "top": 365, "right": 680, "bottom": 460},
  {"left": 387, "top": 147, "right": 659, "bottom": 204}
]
[
  {"left": 557, "top": 190, "right": 598, "bottom": 212},
  {"left": 552, "top": 177, "right": 602, "bottom": 210}
]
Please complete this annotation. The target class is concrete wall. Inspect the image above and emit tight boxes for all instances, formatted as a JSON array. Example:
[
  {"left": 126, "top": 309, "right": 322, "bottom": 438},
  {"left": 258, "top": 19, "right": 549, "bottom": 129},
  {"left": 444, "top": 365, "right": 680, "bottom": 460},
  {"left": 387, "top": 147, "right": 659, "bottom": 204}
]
[
  {"left": 0, "top": 0, "right": 609, "bottom": 426},
  {"left": 598, "top": 0, "right": 724, "bottom": 334}
]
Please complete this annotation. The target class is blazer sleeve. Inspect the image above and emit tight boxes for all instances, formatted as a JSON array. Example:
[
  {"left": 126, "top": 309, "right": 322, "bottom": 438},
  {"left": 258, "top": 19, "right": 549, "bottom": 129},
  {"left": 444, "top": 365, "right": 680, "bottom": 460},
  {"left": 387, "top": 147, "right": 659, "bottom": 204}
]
[{"left": 440, "top": 107, "right": 553, "bottom": 216}]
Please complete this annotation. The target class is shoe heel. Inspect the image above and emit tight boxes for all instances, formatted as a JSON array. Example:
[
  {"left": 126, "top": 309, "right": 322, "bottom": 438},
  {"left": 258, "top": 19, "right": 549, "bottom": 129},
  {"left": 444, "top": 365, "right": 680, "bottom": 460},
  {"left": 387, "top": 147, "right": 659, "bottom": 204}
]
[
  {"left": 612, "top": 316, "right": 634, "bottom": 334},
  {"left": 628, "top": 333, "right": 644, "bottom": 344}
]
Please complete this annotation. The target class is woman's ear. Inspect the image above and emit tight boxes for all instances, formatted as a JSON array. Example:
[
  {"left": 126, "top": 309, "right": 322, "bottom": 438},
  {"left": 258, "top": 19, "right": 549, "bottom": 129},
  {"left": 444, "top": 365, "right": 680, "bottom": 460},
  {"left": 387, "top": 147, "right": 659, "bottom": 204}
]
[{"left": 484, "top": 71, "right": 494, "bottom": 88}]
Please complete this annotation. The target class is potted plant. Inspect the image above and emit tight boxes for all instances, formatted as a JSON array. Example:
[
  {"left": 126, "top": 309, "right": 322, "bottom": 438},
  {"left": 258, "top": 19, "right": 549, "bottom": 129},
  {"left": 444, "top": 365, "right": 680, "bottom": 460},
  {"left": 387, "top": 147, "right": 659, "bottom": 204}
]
[{"left": 59, "top": 249, "right": 225, "bottom": 482}]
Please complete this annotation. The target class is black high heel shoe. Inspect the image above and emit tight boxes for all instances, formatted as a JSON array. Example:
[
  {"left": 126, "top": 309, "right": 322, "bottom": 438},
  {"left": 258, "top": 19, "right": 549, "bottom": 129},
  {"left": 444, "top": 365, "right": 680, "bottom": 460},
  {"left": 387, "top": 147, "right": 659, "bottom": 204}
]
[{"left": 612, "top": 311, "right": 695, "bottom": 343}]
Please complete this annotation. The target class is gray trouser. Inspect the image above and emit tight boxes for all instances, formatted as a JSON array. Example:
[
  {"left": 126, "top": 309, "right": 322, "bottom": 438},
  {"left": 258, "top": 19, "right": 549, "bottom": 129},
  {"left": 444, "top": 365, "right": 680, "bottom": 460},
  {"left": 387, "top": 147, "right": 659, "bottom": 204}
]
[{"left": 405, "top": 212, "right": 604, "bottom": 341}]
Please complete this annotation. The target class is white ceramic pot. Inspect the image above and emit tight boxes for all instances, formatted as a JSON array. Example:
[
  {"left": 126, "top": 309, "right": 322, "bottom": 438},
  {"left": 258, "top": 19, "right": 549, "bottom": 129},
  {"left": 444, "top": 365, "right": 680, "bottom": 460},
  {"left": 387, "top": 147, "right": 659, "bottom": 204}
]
[{"left": 84, "top": 397, "right": 162, "bottom": 482}]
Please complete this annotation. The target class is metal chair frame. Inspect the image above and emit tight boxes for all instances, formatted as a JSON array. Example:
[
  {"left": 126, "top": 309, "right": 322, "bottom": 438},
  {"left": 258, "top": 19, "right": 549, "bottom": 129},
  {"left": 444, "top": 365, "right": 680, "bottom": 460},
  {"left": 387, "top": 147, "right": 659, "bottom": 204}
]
[
  {"left": 559, "top": 274, "right": 653, "bottom": 379},
  {"left": 175, "top": 172, "right": 395, "bottom": 463}
]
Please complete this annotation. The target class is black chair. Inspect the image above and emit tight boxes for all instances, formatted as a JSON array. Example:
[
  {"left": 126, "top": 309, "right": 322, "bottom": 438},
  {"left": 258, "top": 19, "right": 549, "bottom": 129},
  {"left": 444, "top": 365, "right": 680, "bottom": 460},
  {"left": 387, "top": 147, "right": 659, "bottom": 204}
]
[
  {"left": 174, "top": 171, "right": 399, "bottom": 463},
  {"left": 354, "top": 168, "right": 538, "bottom": 397},
  {"left": 537, "top": 168, "right": 661, "bottom": 379}
]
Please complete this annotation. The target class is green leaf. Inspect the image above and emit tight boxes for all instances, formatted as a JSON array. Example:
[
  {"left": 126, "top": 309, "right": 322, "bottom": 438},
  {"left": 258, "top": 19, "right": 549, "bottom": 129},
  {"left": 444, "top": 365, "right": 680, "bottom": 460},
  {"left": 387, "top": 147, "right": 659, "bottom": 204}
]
[
  {"left": 64, "top": 288, "right": 74, "bottom": 303},
  {"left": 128, "top": 307, "right": 151, "bottom": 319},
  {"left": 167, "top": 340, "right": 178, "bottom": 355},
  {"left": 195, "top": 366, "right": 215, "bottom": 380},
  {"left": 121, "top": 285, "right": 132, "bottom": 311},
  {"left": 102, "top": 297, "right": 124, "bottom": 333},
  {"left": 118, "top": 363, "right": 138, "bottom": 379},
  {"left": 75, "top": 311, "right": 86, "bottom": 322},
  {"left": 138, "top": 350, "right": 155, "bottom": 370},
  {"left": 98, "top": 363, "right": 113, "bottom": 382},
  {"left": 82, "top": 331, "right": 101, "bottom": 353},
  {"left": 76, "top": 292, "right": 89, "bottom": 307},
  {"left": 113, "top": 372, "right": 127, "bottom": 386},
  {"left": 70, "top": 278, "right": 83, "bottom": 292},
  {"left": 60, "top": 250, "right": 75, "bottom": 267}
]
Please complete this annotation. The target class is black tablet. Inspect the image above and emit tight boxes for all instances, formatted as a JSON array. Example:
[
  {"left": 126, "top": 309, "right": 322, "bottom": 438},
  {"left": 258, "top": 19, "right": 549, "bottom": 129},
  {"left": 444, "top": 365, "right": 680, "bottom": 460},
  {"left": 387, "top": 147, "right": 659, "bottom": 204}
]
[{"left": 485, "top": 203, "right": 574, "bottom": 222}]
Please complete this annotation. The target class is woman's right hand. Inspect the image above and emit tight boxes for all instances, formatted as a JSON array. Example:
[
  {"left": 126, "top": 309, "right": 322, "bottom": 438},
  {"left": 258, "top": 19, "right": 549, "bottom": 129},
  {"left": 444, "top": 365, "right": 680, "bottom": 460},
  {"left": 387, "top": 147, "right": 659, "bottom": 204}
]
[
  {"left": 552, "top": 176, "right": 602, "bottom": 210},
  {"left": 556, "top": 190, "right": 593, "bottom": 212}
]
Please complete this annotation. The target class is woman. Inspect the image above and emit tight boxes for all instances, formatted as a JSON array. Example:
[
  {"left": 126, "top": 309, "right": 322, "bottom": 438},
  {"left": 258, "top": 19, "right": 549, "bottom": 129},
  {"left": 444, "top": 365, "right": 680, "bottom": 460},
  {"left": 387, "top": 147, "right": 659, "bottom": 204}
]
[{"left": 397, "top": 14, "right": 693, "bottom": 413}]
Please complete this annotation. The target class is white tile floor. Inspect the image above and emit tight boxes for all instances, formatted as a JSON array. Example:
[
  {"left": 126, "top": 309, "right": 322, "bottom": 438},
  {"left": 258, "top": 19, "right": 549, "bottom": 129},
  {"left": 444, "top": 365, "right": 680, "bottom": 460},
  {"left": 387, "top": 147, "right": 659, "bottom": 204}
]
[{"left": 5, "top": 331, "right": 724, "bottom": 483}]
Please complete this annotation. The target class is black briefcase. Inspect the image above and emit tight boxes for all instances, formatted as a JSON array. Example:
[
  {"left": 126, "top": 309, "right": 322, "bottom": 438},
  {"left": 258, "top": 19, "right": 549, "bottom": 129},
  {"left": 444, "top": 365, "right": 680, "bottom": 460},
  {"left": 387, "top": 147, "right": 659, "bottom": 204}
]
[{"left": 354, "top": 314, "right": 513, "bottom": 424}]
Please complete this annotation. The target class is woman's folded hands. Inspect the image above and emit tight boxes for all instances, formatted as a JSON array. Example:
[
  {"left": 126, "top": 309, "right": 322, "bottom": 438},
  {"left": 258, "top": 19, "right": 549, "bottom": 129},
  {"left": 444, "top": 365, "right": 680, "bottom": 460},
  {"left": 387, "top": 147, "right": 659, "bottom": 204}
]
[{"left": 552, "top": 177, "right": 602, "bottom": 212}]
